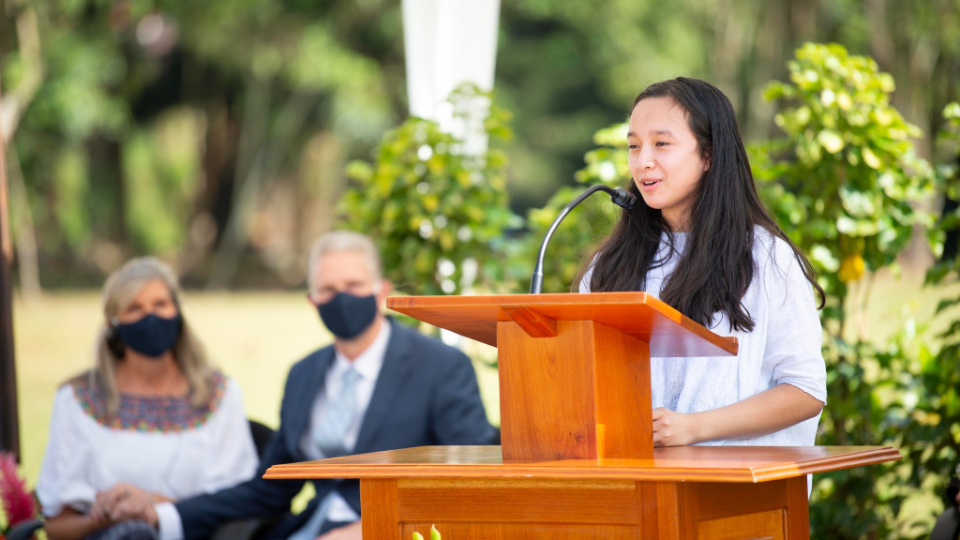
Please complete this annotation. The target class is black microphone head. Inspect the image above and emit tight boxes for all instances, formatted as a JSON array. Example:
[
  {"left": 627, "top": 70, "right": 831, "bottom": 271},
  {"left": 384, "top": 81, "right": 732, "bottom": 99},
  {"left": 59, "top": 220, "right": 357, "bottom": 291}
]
[{"left": 611, "top": 187, "right": 636, "bottom": 210}]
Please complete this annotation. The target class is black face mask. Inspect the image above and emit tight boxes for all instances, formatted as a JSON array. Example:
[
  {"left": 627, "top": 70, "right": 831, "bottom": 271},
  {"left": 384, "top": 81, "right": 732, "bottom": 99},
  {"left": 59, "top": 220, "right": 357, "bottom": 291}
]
[
  {"left": 317, "top": 292, "right": 378, "bottom": 339},
  {"left": 114, "top": 313, "right": 182, "bottom": 358}
]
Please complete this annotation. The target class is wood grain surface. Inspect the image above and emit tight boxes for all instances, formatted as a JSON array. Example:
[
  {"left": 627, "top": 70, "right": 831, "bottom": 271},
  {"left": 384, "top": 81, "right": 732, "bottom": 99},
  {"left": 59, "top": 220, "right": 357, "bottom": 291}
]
[
  {"left": 359, "top": 479, "right": 398, "bottom": 540},
  {"left": 396, "top": 478, "right": 638, "bottom": 524},
  {"left": 496, "top": 319, "right": 654, "bottom": 460},
  {"left": 784, "top": 475, "right": 811, "bottom": 538},
  {"left": 502, "top": 306, "right": 558, "bottom": 337},
  {"left": 400, "top": 523, "right": 639, "bottom": 540},
  {"left": 697, "top": 509, "right": 784, "bottom": 540},
  {"left": 386, "top": 292, "right": 739, "bottom": 357},
  {"left": 498, "top": 321, "right": 598, "bottom": 460},
  {"left": 264, "top": 444, "right": 901, "bottom": 483},
  {"left": 591, "top": 321, "right": 652, "bottom": 458}
]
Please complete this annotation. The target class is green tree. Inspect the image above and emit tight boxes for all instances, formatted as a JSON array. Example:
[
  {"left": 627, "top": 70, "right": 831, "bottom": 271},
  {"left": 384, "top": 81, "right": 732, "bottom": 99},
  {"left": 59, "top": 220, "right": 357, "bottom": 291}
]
[{"left": 1, "top": 0, "right": 403, "bottom": 285}]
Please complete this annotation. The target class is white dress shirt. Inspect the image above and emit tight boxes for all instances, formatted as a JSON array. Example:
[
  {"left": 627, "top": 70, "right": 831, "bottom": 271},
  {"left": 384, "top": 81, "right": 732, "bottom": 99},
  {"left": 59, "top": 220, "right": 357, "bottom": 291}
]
[
  {"left": 298, "top": 321, "right": 390, "bottom": 521},
  {"left": 580, "top": 227, "right": 827, "bottom": 447}
]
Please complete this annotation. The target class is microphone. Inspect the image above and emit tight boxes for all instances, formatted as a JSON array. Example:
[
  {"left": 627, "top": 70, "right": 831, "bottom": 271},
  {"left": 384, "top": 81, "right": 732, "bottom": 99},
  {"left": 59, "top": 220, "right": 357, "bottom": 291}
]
[{"left": 529, "top": 185, "right": 637, "bottom": 294}]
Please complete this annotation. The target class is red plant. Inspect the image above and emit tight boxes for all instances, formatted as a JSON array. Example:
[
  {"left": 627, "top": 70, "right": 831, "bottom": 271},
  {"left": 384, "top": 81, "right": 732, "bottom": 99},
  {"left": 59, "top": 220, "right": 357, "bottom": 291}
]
[{"left": 0, "top": 452, "right": 36, "bottom": 529}]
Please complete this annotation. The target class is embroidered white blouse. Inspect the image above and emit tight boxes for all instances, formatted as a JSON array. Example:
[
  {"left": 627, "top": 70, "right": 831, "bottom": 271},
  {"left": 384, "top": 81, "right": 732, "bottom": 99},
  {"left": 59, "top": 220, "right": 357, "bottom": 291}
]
[
  {"left": 580, "top": 227, "right": 827, "bottom": 446},
  {"left": 36, "top": 371, "right": 258, "bottom": 517}
]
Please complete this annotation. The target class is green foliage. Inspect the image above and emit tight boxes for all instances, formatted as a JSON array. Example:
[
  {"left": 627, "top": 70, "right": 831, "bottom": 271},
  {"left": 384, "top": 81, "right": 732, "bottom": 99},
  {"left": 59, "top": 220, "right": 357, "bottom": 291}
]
[
  {"left": 52, "top": 146, "right": 91, "bottom": 248},
  {"left": 165, "top": 2, "right": 396, "bottom": 144},
  {"left": 760, "top": 43, "right": 937, "bottom": 301},
  {"left": 514, "top": 123, "right": 629, "bottom": 293},
  {"left": 4, "top": 0, "right": 403, "bottom": 281},
  {"left": 902, "top": 100, "right": 960, "bottom": 539},
  {"left": 756, "top": 43, "right": 942, "bottom": 539},
  {"left": 5, "top": 0, "right": 960, "bottom": 287},
  {"left": 928, "top": 102, "right": 960, "bottom": 287},
  {"left": 340, "top": 85, "right": 519, "bottom": 296},
  {"left": 26, "top": 32, "right": 129, "bottom": 140},
  {"left": 122, "top": 109, "right": 206, "bottom": 254}
]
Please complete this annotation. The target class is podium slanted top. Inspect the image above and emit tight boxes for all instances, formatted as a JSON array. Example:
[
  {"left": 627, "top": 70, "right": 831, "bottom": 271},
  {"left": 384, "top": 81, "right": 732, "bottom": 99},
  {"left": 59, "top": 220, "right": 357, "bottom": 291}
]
[{"left": 387, "top": 292, "right": 738, "bottom": 357}]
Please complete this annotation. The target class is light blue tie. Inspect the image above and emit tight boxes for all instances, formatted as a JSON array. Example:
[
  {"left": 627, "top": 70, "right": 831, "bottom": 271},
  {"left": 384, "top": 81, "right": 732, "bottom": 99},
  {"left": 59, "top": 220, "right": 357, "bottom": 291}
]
[
  {"left": 287, "top": 493, "right": 334, "bottom": 540},
  {"left": 288, "top": 367, "right": 362, "bottom": 540},
  {"left": 312, "top": 367, "right": 362, "bottom": 458}
]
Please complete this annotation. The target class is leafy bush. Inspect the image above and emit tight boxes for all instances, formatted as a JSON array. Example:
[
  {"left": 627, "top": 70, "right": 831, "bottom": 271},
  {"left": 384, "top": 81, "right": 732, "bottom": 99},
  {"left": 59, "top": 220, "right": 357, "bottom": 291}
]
[
  {"left": 340, "top": 84, "right": 519, "bottom": 296},
  {"left": 756, "top": 43, "right": 945, "bottom": 539},
  {"left": 904, "top": 100, "right": 960, "bottom": 537}
]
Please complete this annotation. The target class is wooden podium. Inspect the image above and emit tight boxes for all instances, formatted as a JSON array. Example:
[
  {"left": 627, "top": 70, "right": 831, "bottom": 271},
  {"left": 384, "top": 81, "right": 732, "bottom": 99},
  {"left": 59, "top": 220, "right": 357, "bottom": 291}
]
[{"left": 265, "top": 293, "right": 900, "bottom": 539}]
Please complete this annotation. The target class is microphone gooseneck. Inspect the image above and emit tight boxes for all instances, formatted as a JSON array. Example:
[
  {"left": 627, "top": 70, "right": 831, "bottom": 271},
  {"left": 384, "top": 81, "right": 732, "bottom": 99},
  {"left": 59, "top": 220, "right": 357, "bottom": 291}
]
[{"left": 529, "top": 185, "right": 636, "bottom": 294}]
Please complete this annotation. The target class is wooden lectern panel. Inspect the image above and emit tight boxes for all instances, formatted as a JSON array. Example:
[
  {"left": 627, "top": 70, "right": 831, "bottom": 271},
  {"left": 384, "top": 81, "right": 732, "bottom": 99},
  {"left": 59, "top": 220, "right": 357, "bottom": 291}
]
[
  {"left": 697, "top": 510, "right": 785, "bottom": 540},
  {"left": 264, "top": 445, "right": 902, "bottom": 483},
  {"left": 498, "top": 320, "right": 653, "bottom": 460},
  {"left": 401, "top": 523, "right": 639, "bottom": 540},
  {"left": 498, "top": 321, "right": 599, "bottom": 459},
  {"left": 357, "top": 476, "right": 811, "bottom": 540},
  {"left": 387, "top": 292, "right": 738, "bottom": 357}
]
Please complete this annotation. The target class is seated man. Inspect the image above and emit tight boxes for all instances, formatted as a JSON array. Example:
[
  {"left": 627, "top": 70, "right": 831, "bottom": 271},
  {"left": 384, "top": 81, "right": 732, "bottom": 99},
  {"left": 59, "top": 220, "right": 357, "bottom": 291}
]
[{"left": 128, "top": 230, "right": 496, "bottom": 540}]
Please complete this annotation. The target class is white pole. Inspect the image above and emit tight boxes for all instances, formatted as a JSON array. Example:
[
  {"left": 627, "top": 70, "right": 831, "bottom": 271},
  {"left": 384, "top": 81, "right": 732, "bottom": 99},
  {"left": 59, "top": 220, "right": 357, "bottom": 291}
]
[{"left": 402, "top": 0, "right": 501, "bottom": 155}]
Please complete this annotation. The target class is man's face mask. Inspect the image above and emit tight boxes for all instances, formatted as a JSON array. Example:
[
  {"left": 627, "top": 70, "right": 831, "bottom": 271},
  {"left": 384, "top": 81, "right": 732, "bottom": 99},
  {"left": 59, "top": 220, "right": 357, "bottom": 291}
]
[
  {"left": 316, "top": 285, "right": 380, "bottom": 339},
  {"left": 113, "top": 313, "right": 182, "bottom": 358}
]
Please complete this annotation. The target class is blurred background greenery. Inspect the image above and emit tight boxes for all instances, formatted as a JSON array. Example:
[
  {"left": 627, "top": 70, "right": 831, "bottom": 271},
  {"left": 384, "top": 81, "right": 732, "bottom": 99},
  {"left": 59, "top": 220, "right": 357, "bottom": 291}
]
[
  {"left": 1, "top": 0, "right": 958, "bottom": 290},
  {"left": 4, "top": 1, "right": 960, "bottom": 539}
]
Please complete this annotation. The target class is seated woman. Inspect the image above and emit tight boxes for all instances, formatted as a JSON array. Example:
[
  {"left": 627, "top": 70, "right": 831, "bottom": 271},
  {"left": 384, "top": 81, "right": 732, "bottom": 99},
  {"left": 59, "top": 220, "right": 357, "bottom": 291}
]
[
  {"left": 579, "top": 77, "right": 826, "bottom": 447},
  {"left": 36, "top": 258, "right": 258, "bottom": 540}
]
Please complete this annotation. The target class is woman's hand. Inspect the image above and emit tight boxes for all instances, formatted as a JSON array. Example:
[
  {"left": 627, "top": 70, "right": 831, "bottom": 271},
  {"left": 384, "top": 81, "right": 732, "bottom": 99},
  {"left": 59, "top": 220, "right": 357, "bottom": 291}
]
[
  {"left": 651, "top": 385, "right": 823, "bottom": 446},
  {"left": 652, "top": 407, "right": 702, "bottom": 446},
  {"left": 93, "top": 483, "right": 161, "bottom": 525},
  {"left": 104, "top": 491, "right": 158, "bottom": 525},
  {"left": 93, "top": 483, "right": 142, "bottom": 521}
]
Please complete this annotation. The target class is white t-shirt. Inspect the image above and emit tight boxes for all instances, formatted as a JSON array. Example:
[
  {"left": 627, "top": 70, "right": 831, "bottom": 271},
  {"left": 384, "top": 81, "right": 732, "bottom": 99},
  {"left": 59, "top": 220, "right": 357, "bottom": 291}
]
[
  {"left": 36, "top": 371, "right": 258, "bottom": 518},
  {"left": 580, "top": 227, "right": 826, "bottom": 446}
]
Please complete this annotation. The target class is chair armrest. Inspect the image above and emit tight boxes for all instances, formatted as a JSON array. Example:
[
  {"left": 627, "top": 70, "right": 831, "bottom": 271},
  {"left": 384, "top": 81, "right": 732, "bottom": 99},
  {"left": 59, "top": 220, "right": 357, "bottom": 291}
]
[
  {"left": 931, "top": 506, "right": 960, "bottom": 540},
  {"left": 209, "top": 518, "right": 276, "bottom": 540},
  {"left": 6, "top": 518, "right": 44, "bottom": 540}
]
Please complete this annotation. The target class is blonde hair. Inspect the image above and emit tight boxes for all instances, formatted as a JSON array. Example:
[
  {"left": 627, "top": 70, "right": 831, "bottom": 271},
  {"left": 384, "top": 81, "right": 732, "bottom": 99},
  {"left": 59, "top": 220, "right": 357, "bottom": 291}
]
[
  {"left": 306, "top": 230, "right": 383, "bottom": 293},
  {"left": 92, "top": 257, "right": 213, "bottom": 414}
]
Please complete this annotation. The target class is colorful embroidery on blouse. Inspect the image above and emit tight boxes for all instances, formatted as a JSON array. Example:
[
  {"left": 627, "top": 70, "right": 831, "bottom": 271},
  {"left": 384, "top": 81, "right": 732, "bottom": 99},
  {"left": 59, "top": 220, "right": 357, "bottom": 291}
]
[{"left": 71, "top": 371, "right": 227, "bottom": 433}]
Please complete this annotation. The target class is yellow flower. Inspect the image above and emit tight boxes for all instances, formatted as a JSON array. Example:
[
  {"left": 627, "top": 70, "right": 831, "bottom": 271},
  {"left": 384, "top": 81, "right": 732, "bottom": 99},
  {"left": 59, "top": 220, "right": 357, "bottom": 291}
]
[{"left": 838, "top": 254, "right": 865, "bottom": 282}]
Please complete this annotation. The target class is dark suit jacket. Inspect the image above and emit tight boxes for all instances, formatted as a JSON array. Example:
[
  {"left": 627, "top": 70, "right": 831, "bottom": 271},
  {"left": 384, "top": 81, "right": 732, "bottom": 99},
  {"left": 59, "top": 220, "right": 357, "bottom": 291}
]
[{"left": 175, "top": 319, "right": 495, "bottom": 540}]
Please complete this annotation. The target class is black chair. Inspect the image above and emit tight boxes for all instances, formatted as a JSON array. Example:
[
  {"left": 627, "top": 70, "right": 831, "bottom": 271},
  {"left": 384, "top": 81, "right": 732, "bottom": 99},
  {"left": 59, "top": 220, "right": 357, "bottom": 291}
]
[
  {"left": 208, "top": 419, "right": 281, "bottom": 540},
  {"left": 931, "top": 507, "right": 960, "bottom": 540},
  {"left": 7, "top": 419, "right": 276, "bottom": 540},
  {"left": 932, "top": 476, "right": 960, "bottom": 540}
]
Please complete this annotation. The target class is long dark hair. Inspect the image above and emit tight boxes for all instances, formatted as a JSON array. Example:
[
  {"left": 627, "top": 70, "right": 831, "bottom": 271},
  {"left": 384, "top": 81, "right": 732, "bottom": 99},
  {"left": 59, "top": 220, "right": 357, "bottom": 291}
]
[{"left": 580, "top": 77, "right": 823, "bottom": 332}]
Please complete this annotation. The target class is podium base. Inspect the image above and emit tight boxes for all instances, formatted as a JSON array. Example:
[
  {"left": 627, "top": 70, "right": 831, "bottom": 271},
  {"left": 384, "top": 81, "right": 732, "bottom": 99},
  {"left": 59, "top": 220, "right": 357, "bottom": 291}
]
[{"left": 265, "top": 445, "right": 900, "bottom": 540}]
